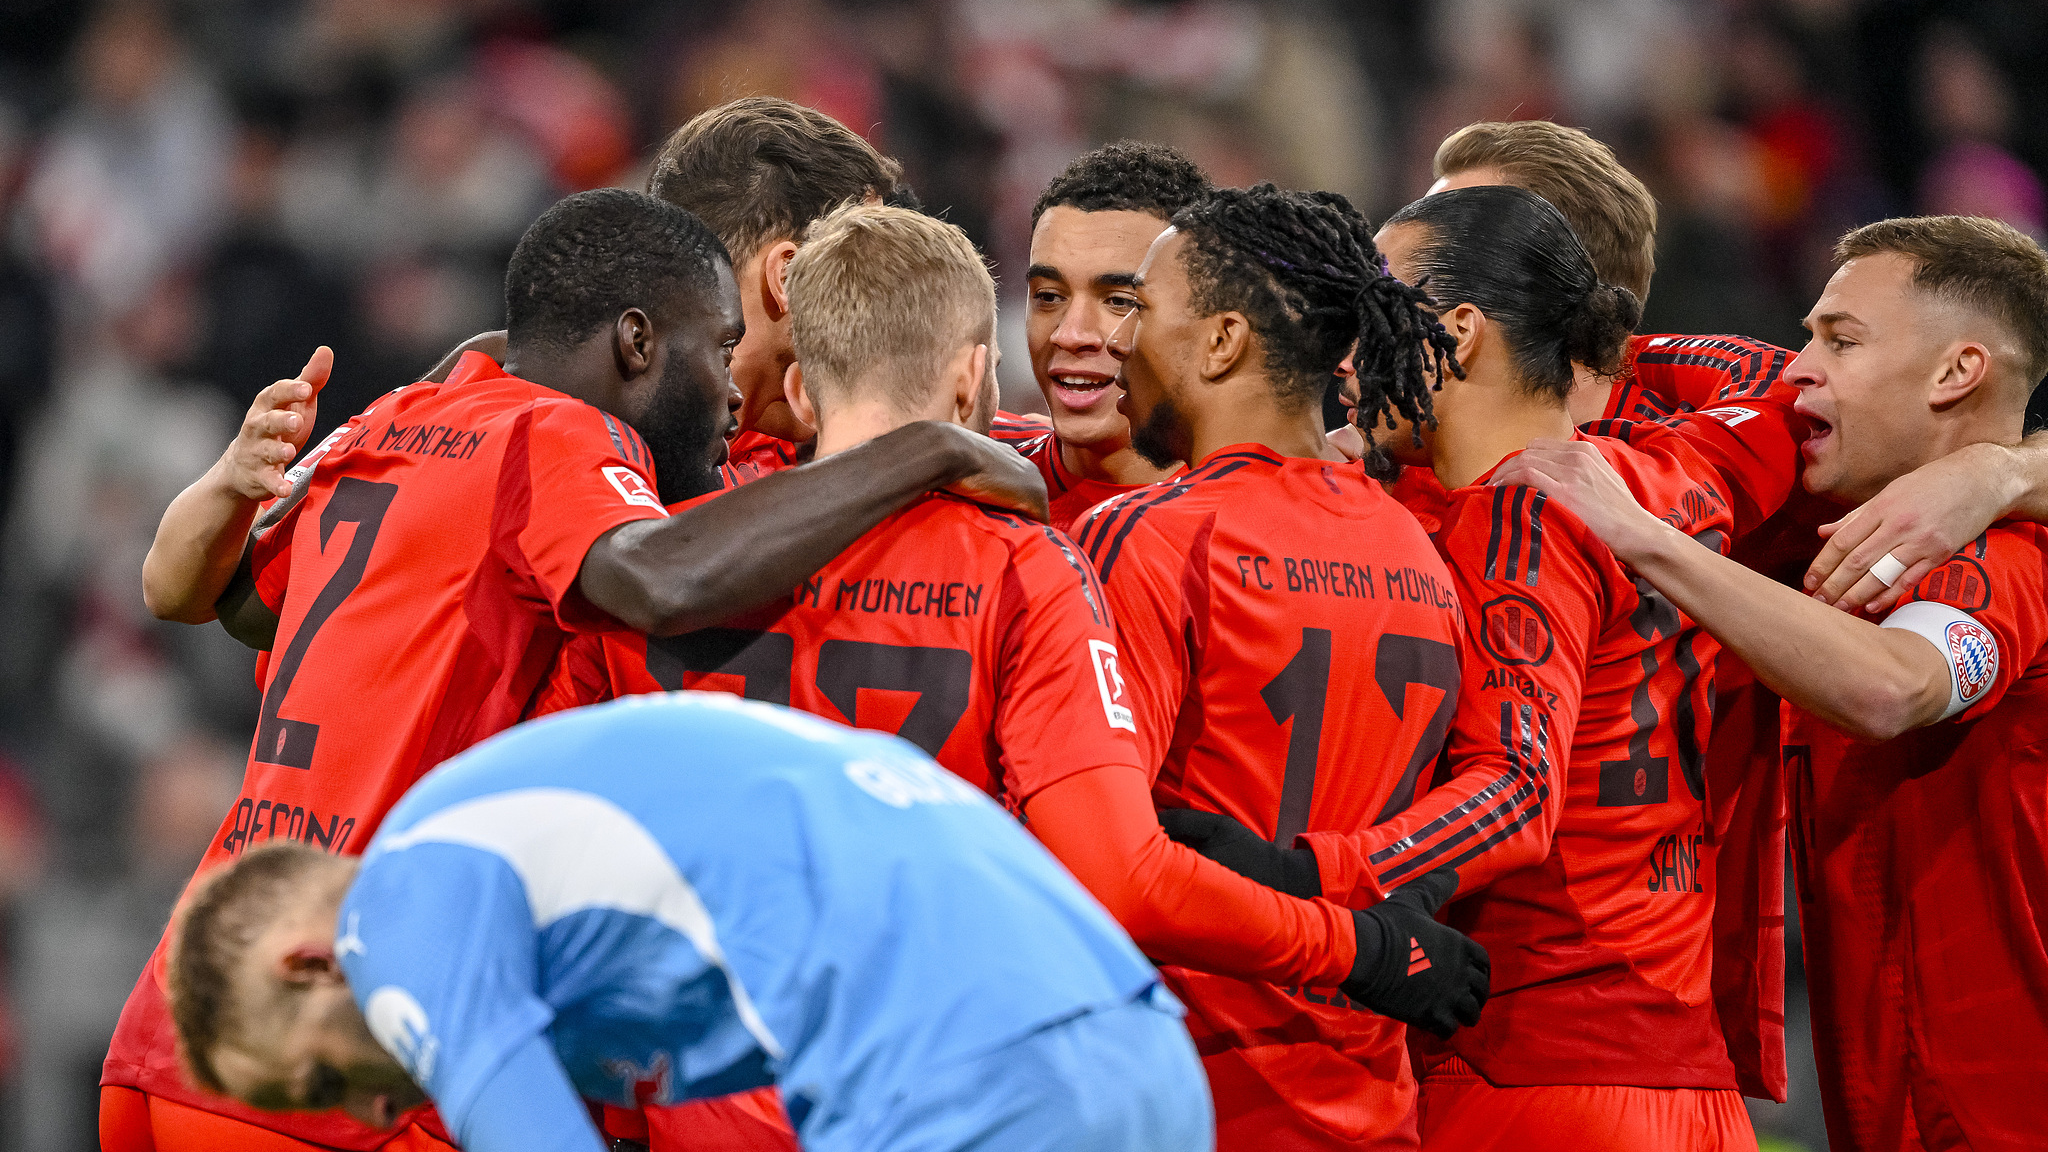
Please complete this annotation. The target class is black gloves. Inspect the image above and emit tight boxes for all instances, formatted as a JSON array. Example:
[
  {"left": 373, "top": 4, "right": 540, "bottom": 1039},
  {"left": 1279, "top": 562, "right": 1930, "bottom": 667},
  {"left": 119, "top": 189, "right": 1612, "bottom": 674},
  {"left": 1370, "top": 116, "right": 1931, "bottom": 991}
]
[
  {"left": 1158, "top": 807, "right": 1321, "bottom": 899},
  {"left": 1339, "top": 866, "right": 1489, "bottom": 1039},
  {"left": 1160, "top": 809, "right": 1489, "bottom": 1038}
]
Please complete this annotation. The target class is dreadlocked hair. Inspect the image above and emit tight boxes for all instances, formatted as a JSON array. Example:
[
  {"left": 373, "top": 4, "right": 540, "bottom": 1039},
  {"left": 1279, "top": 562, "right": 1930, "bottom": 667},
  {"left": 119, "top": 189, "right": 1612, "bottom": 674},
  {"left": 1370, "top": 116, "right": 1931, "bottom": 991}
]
[{"left": 1170, "top": 184, "right": 1462, "bottom": 446}]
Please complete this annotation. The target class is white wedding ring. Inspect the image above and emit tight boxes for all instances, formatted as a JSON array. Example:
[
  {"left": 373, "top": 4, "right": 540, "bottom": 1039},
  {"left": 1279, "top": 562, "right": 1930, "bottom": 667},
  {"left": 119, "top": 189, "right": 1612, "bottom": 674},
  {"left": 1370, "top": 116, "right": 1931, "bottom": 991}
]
[{"left": 1870, "top": 551, "right": 1908, "bottom": 587}]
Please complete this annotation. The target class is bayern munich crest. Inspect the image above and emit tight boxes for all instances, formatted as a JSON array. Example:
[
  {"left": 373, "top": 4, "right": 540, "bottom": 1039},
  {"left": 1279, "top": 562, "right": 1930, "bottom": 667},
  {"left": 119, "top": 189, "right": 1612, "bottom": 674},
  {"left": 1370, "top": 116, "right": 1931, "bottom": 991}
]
[{"left": 1944, "top": 617, "right": 1998, "bottom": 705}]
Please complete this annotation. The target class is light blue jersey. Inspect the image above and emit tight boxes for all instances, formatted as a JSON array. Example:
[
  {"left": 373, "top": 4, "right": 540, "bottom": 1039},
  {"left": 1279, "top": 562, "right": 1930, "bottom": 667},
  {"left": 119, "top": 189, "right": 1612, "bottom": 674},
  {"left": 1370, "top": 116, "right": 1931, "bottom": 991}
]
[{"left": 338, "top": 692, "right": 1209, "bottom": 1152}]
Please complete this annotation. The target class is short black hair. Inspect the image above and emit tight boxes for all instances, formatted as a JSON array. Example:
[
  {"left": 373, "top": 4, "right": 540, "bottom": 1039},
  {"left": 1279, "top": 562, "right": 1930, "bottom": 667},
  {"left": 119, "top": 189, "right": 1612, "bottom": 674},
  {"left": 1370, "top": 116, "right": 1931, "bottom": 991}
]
[
  {"left": 1385, "top": 185, "right": 1642, "bottom": 401},
  {"left": 1172, "top": 184, "right": 1460, "bottom": 439},
  {"left": 504, "top": 189, "right": 731, "bottom": 353},
  {"left": 1031, "top": 141, "right": 1215, "bottom": 227}
]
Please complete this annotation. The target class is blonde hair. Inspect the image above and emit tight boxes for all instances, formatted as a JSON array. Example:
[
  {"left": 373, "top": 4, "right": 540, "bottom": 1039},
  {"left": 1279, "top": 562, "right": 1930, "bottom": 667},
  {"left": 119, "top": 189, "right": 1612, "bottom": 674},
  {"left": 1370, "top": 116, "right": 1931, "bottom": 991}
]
[
  {"left": 785, "top": 203, "right": 997, "bottom": 415},
  {"left": 1434, "top": 121, "right": 1658, "bottom": 303}
]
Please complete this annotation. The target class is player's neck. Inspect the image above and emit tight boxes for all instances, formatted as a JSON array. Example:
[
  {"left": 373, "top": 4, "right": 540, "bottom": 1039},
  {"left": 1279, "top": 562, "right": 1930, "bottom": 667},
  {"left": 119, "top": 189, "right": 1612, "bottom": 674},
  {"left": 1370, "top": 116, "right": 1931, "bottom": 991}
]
[
  {"left": 1059, "top": 437, "right": 1180, "bottom": 485},
  {"left": 812, "top": 404, "right": 929, "bottom": 459},
  {"left": 1567, "top": 362, "right": 1614, "bottom": 425},
  {"left": 1186, "top": 376, "right": 1329, "bottom": 463},
  {"left": 1432, "top": 394, "right": 1576, "bottom": 490}
]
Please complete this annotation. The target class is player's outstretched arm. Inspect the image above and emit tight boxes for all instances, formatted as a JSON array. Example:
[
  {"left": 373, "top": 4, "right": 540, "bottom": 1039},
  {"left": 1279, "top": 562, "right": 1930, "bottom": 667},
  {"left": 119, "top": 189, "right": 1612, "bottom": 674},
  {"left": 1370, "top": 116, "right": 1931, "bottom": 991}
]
[
  {"left": 454, "top": 1033, "right": 607, "bottom": 1152},
  {"left": 1496, "top": 439, "right": 1956, "bottom": 742},
  {"left": 579, "top": 422, "right": 1047, "bottom": 636},
  {"left": 1035, "top": 770, "right": 1488, "bottom": 1037},
  {"left": 142, "top": 347, "right": 330, "bottom": 624},
  {"left": 1805, "top": 429, "right": 2048, "bottom": 614}
]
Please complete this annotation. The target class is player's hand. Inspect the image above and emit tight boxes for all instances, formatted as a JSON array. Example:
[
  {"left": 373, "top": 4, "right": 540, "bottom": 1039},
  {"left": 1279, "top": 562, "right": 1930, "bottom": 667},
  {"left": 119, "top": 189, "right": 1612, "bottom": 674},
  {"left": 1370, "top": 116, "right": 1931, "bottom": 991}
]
[
  {"left": 1803, "top": 442, "right": 2016, "bottom": 614},
  {"left": 1490, "top": 438, "right": 1664, "bottom": 561},
  {"left": 1339, "top": 867, "right": 1489, "bottom": 1039},
  {"left": 939, "top": 425, "right": 1050, "bottom": 522},
  {"left": 1158, "top": 808, "right": 1321, "bottom": 899},
  {"left": 1326, "top": 423, "right": 1366, "bottom": 463},
  {"left": 221, "top": 346, "right": 332, "bottom": 501}
]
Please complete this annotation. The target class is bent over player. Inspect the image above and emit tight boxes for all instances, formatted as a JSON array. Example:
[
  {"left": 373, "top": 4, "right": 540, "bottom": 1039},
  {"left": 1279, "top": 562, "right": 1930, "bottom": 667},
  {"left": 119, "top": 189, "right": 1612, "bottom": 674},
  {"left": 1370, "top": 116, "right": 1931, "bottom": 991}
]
[
  {"left": 1498, "top": 215, "right": 2048, "bottom": 1152},
  {"left": 166, "top": 692, "right": 1213, "bottom": 1152},
  {"left": 110, "top": 190, "right": 1042, "bottom": 1152},
  {"left": 1095, "top": 184, "right": 1487, "bottom": 1150}
]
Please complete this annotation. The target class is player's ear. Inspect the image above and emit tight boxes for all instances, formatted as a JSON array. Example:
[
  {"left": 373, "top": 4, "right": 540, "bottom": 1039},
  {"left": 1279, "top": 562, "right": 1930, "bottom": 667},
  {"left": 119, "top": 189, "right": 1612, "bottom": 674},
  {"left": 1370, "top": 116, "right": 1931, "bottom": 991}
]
[
  {"left": 277, "top": 944, "right": 344, "bottom": 988},
  {"left": 761, "top": 241, "right": 800, "bottom": 322},
  {"left": 1440, "top": 303, "right": 1484, "bottom": 376},
  {"left": 1928, "top": 340, "right": 1991, "bottom": 409},
  {"left": 1203, "top": 311, "right": 1253, "bottom": 382},
  {"left": 784, "top": 361, "right": 819, "bottom": 435},
  {"left": 614, "top": 308, "right": 656, "bottom": 381},
  {"left": 946, "top": 343, "right": 990, "bottom": 427}
]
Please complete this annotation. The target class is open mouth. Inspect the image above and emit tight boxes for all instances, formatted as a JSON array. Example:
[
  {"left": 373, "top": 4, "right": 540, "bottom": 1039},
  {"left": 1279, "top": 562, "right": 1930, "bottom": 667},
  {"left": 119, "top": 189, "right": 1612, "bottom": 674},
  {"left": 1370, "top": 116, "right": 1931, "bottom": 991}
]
[
  {"left": 1802, "top": 416, "right": 1833, "bottom": 459},
  {"left": 1048, "top": 372, "right": 1117, "bottom": 411}
]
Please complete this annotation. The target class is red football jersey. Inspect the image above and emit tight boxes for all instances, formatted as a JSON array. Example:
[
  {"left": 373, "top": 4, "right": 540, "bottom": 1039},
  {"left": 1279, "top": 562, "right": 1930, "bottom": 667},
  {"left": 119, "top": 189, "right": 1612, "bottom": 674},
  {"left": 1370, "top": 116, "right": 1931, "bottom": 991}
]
[
  {"left": 1611, "top": 331, "right": 1819, "bottom": 1101},
  {"left": 990, "top": 409, "right": 1155, "bottom": 534},
  {"left": 1374, "top": 435, "right": 1744, "bottom": 1090},
  {"left": 718, "top": 427, "right": 807, "bottom": 487},
  {"left": 1784, "top": 523, "right": 2048, "bottom": 1151},
  {"left": 566, "top": 491, "right": 1142, "bottom": 807},
  {"left": 1075, "top": 445, "right": 1464, "bottom": 1147},
  {"left": 101, "top": 352, "right": 666, "bottom": 1147}
]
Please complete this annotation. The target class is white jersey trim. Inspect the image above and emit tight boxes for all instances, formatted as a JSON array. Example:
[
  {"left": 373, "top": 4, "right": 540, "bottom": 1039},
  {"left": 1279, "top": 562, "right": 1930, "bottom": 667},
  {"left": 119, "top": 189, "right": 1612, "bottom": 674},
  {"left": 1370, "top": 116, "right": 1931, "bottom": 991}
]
[
  {"left": 1880, "top": 600, "right": 2000, "bottom": 721},
  {"left": 371, "top": 787, "right": 786, "bottom": 1060}
]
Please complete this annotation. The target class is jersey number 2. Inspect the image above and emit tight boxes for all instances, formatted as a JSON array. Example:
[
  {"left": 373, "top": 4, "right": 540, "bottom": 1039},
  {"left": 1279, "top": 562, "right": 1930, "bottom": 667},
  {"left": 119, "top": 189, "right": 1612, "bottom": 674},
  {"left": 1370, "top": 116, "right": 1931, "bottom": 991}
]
[{"left": 254, "top": 478, "right": 398, "bottom": 769}]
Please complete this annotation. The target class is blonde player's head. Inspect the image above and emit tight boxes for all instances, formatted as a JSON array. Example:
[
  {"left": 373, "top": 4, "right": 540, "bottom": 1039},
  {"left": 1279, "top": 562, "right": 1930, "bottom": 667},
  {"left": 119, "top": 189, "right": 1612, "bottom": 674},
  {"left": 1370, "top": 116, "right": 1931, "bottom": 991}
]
[
  {"left": 166, "top": 842, "right": 421, "bottom": 1127},
  {"left": 1432, "top": 121, "right": 1658, "bottom": 306},
  {"left": 782, "top": 203, "right": 999, "bottom": 452}
]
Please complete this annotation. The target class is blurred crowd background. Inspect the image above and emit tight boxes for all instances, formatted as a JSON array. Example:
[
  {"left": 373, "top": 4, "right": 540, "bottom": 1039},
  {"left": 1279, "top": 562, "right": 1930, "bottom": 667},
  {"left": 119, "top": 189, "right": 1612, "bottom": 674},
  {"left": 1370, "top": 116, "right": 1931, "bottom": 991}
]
[{"left": 2, "top": 1, "right": 2045, "bottom": 1148}]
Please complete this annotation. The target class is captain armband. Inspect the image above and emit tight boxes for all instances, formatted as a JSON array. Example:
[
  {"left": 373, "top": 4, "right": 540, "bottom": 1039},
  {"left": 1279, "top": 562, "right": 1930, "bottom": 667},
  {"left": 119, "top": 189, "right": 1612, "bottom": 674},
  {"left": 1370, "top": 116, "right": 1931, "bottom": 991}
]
[{"left": 1879, "top": 600, "right": 2001, "bottom": 721}]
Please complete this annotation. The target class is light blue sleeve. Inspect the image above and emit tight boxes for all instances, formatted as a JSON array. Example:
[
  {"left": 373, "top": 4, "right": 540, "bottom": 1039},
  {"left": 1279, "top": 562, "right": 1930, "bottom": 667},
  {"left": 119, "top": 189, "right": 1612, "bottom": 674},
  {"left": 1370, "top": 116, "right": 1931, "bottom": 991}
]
[
  {"left": 339, "top": 843, "right": 556, "bottom": 1135},
  {"left": 458, "top": 1032, "right": 608, "bottom": 1152}
]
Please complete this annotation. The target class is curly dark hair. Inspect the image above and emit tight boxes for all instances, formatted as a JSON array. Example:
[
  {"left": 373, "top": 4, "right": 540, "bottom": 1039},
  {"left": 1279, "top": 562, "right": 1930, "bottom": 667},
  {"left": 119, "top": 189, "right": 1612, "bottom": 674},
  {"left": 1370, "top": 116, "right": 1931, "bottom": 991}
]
[
  {"left": 1171, "top": 183, "right": 1461, "bottom": 446},
  {"left": 504, "top": 188, "right": 731, "bottom": 353},
  {"left": 1031, "top": 141, "right": 1215, "bottom": 227}
]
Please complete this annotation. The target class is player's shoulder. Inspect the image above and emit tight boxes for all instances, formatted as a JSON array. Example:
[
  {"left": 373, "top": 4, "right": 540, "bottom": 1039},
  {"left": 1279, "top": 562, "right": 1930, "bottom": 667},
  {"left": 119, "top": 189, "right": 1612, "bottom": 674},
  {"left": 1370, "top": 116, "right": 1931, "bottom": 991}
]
[
  {"left": 1438, "top": 475, "right": 1615, "bottom": 591},
  {"left": 1906, "top": 522, "right": 2048, "bottom": 611},
  {"left": 1627, "top": 332, "right": 1795, "bottom": 405},
  {"left": 1068, "top": 457, "right": 1249, "bottom": 577}
]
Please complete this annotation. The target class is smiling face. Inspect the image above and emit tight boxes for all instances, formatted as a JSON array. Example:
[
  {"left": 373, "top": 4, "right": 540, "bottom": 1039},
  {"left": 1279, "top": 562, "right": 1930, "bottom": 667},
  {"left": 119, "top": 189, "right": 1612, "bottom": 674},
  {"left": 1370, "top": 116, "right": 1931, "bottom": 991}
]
[
  {"left": 1107, "top": 227, "right": 1206, "bottom": 467},
  {"left": 1027, "top": 207, "right": 1168, "bottom": 449},
  {"left": 1788, "top": 252, "right": 1954, "bottom": 503}
]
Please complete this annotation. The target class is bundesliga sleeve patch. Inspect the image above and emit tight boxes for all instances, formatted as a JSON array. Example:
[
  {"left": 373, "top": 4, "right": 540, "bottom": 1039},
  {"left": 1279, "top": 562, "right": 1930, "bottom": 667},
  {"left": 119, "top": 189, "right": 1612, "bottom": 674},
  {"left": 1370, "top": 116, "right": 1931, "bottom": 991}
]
[
  {"left": 603, "top": 465, "right": 665, "bottom": 512},
  {"left": 1881, "top": 599, "right": 2001, "bottom": 720},
  {"left": 1087, "top": 640, "right": 1136, "bottom": 732}
]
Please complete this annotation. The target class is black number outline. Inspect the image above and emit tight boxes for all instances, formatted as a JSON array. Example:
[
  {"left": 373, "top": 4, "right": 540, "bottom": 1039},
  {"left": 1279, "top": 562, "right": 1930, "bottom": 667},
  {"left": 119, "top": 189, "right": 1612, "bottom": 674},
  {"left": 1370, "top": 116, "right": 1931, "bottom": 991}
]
[{"left": 254, "top": 478, "right": 398, "bottom": 769}]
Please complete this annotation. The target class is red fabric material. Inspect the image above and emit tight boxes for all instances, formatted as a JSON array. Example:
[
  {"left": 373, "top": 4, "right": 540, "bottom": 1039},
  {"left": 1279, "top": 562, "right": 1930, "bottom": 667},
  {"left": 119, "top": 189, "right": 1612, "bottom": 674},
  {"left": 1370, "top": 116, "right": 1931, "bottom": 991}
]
[
  {"left": 1076, "top": 445, "right": 1465, "bottom": 1146},
  {"left": 988, "top": 410, "right": 1163, "bottom": 534},
  {"left": 102, "top": 353, "right": 661, "bottom": 1149},
  {"left": 1786, "top": 522, "right": 2048, "bottom": 1151},
  {"left": 1384, "top": 436, "right": 1744, "bottom": 1089},
  {"left": 1611, "top": 333, "right": 1806, "bottom": 1101},
  {"left": 1415, "top": 1057, "right": 1754, "bottom": 1151},
  {"left": 717, "top": 428, "right": 806, "bottom": 487},
  {"left": 100, "top": 1086, "right": 461, "bottom": 1152}
]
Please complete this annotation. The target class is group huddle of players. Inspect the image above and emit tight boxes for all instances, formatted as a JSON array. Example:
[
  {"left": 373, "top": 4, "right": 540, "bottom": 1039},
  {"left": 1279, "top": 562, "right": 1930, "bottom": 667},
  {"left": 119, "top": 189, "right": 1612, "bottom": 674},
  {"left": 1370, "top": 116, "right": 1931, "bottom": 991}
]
[{"left": 95, "top": 97, "right": 2048, "bottom": 1152}]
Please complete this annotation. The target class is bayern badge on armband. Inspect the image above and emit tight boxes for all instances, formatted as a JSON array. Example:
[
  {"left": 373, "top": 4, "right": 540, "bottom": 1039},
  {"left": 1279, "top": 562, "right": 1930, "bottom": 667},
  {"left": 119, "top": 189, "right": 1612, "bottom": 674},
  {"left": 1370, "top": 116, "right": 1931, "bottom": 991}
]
[{"left": 1945, "top": 617, "right": 1998, "bottom": 706}]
